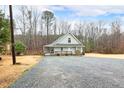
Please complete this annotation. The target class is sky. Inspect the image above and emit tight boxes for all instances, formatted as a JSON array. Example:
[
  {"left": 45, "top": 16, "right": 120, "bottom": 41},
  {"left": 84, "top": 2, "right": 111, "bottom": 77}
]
[
  {"left": 1, "top": 5, "right": 124, "bottom": 22},
  {"left": 35, "top": 5, "right": 124, "bottom": 22}
]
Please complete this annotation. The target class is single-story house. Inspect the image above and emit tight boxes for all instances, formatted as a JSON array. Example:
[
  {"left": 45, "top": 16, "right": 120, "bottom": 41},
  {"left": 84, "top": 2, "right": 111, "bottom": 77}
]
[{"left": 43, "top": 33, "right": 85, "bottom": 56}]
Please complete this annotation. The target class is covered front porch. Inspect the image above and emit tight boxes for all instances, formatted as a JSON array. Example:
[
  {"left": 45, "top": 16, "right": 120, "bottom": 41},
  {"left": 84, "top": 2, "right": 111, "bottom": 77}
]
[{"left": 43, "top": 46, "right": 84, "bottom": 56}]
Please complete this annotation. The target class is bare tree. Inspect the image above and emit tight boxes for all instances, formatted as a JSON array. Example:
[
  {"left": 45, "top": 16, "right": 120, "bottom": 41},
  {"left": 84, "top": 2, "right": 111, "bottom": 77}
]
[
  {"left": 15, "top": 6, "right": 28, "bottom": 43},
  {"left": 110, "top": 20, "right": 121, "bottom": 53},
  {"left": 15, "top": 6, "right": 41, "bottom": 54},
  {"left": 58, "top": 20, "right": 71, "bottom": 34}
]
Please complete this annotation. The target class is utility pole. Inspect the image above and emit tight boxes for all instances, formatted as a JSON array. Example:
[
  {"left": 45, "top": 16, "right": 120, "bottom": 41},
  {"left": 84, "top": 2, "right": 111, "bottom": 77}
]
[
  {"left": 9, "top": 5, "right": 16, "bottom": 65},
  {"left": 46, "top": 18, "right": 49, "bottom": 44}
]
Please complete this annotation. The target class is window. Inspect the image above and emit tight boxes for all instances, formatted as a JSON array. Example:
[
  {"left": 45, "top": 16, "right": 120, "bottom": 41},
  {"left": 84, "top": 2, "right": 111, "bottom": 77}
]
[
  {"left": 68, "top": 38, "right": 71, "bottom": 43},
  {"left": 50, "top": 49, "right": 54, "bottom": 53},
  {"left": 61, "top": 47, "right": 63, "bottom": 51}
]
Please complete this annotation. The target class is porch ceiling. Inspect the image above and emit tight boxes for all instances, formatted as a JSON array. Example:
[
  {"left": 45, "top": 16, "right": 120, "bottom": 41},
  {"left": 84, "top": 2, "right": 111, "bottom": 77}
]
[{"left": 44, "top": 44, "right": 84, "bottom": 48}]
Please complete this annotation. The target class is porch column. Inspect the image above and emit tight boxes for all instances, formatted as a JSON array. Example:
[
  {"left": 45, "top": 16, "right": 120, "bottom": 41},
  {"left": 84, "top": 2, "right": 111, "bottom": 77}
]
[
  {"left": 81, "top": 47, "right": 82, "bottom": 53},
  {"left": 76, "top": 47, "right": 77, "bottom": 50}
]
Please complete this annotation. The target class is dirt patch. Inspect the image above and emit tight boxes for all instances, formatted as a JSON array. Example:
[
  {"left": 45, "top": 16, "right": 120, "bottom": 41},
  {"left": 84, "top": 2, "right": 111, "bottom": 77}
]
[
  {"left": 85, "top": 53, "right": 124, "bottom": 59},
  {"left": 0, "top": 55, "right": 42, "bottom": 88}
]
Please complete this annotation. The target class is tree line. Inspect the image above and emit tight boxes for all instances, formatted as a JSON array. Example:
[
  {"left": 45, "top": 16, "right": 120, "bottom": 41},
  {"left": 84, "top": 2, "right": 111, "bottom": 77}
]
[{"left": 0, "top": 6, "right": 124, "bottom": 55}]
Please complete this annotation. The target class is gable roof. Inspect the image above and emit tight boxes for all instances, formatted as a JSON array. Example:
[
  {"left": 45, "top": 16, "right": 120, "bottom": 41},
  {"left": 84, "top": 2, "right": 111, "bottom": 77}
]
[
  {"left": 44, "top": 33, "right": 85, "bottom": 47},
  {"left": 53, "top": 33, "right": 82, "bottom": 44}
]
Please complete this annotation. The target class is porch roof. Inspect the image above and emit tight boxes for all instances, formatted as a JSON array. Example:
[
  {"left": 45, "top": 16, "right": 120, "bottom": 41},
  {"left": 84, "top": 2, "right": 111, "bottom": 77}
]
[{"left": 44, "top": 44, "right": 85, "bottom": 48}]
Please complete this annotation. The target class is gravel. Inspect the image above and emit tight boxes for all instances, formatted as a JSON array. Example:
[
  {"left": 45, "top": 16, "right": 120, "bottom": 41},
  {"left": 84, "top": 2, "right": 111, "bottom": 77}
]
[{"left": 10, "top": 56, "right": 124, "bottom": 88}]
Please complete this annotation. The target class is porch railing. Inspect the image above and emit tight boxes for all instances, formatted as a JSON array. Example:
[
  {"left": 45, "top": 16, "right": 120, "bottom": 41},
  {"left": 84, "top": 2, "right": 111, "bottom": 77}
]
[{"left": 54, "top": 51, "right": 72, "bottom": 55}]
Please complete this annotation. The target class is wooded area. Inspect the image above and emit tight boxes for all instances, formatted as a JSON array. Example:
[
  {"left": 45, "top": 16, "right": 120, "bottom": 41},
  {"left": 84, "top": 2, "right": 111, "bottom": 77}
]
[{"left": 1, "top": 6, "right": 124, "bottom": 55}]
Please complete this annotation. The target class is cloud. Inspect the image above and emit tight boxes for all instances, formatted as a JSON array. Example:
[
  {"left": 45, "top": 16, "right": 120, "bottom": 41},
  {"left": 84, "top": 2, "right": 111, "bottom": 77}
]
[
  {"left": 48, "top": 5, "right": 65, "bottom": 11},
  {"left": 2, "top": 5, "right": 124, "bottom": 17},
  {"left": 1, "top": 5, "right": 124, "bottom": 21},
  {"left": 34, "top": 5, "right": 65, "bottom": 13},
  {"left": 53, "top": 5, "right": 124, "bottom": 17}
]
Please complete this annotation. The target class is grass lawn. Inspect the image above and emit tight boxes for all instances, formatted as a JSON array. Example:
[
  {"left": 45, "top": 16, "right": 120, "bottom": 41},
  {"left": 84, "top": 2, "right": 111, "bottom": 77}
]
[
  {"left": 85, "top": 53, "right": 124, "bottom": 59},
  {"left": 0, "top": 55, "right": 42, "bottom": 88}
]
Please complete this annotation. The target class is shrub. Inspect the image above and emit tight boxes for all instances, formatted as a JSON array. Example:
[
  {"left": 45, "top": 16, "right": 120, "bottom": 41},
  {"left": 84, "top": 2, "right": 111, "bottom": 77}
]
[
  {"left": 0, "top": 47, "right": 3, "bottom": 54},
  {"left": 75, "top": 50, "right": 81, "bottom": 55},
  {"left": 82, "top": 52, "right": 85, "bottom": 55},
  {"left": 0, "top": 46, "right": 5, "bottom": 54},
  {"left": 15, "top": 41, "right": 26, "bottom": 55}
]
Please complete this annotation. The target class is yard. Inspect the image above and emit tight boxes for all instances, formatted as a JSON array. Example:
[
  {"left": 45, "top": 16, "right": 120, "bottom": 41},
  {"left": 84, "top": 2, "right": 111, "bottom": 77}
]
[
  {"left": 0, "top": 55, "right": 42, "bottom": 88},
  {"left": 85, "top": 53, "right": 124, "bottom": 59}
]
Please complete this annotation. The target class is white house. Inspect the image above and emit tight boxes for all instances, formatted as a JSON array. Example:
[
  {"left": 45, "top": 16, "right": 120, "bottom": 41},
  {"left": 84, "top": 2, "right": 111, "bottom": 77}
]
[{"left": 43, "top": 33, "right": 85, "bottom": 56}]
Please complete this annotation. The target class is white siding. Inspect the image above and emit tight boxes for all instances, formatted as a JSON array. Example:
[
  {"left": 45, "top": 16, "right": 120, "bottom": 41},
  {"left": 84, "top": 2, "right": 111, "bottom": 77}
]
[
  {"left": 76, "top": 47, "right": 83, "bottom": 53},
  {"left": 63, "top": 48, "right": 68, "bottom": 51},
  {"left": 54, "top": 48, "right": 61, "bottom": 51},
  {"left": 70, "top": 47, "right": 76, "bottom": 54},
  {"left": 57, "top": 34, "right": 79, "bottom": 44},
  {"left": 77, "top": 47, "right": 81, "bottom": 50},
  {"left": 54, "top": 47, "right": 76, "bottom": 54}
]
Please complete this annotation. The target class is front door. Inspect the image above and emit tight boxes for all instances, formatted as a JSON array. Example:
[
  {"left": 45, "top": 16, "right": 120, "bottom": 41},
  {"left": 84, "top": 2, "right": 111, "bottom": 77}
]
[
  {"left": 68, "top": 48, "right": 70, "bottom": 51},
  {"left": 50, "top": 48, "right": 54, "bottom": 53}
]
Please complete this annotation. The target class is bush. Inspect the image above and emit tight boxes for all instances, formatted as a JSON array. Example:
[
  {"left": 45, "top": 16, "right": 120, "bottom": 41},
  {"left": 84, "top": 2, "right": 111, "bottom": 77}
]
[
  {"left": 15, "top": 41, "right": 26, "bottom": 55},
  {"left": 0, "top": 46, "right": 6, "bottom": 55},
  {"left": 75, "top": 50, "right": 81, "bottom": 55},
  {"left": 0, "top": 47, "right": 3, "bottom": 54},
  {"left": 82, "top": 52, "right": 85, "bottom": 55}
]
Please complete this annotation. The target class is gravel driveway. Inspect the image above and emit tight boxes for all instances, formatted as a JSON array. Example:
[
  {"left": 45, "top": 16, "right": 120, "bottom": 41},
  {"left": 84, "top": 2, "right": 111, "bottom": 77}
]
[{"left": 10, "top": 56, "right": 124, "bottom": 88}]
